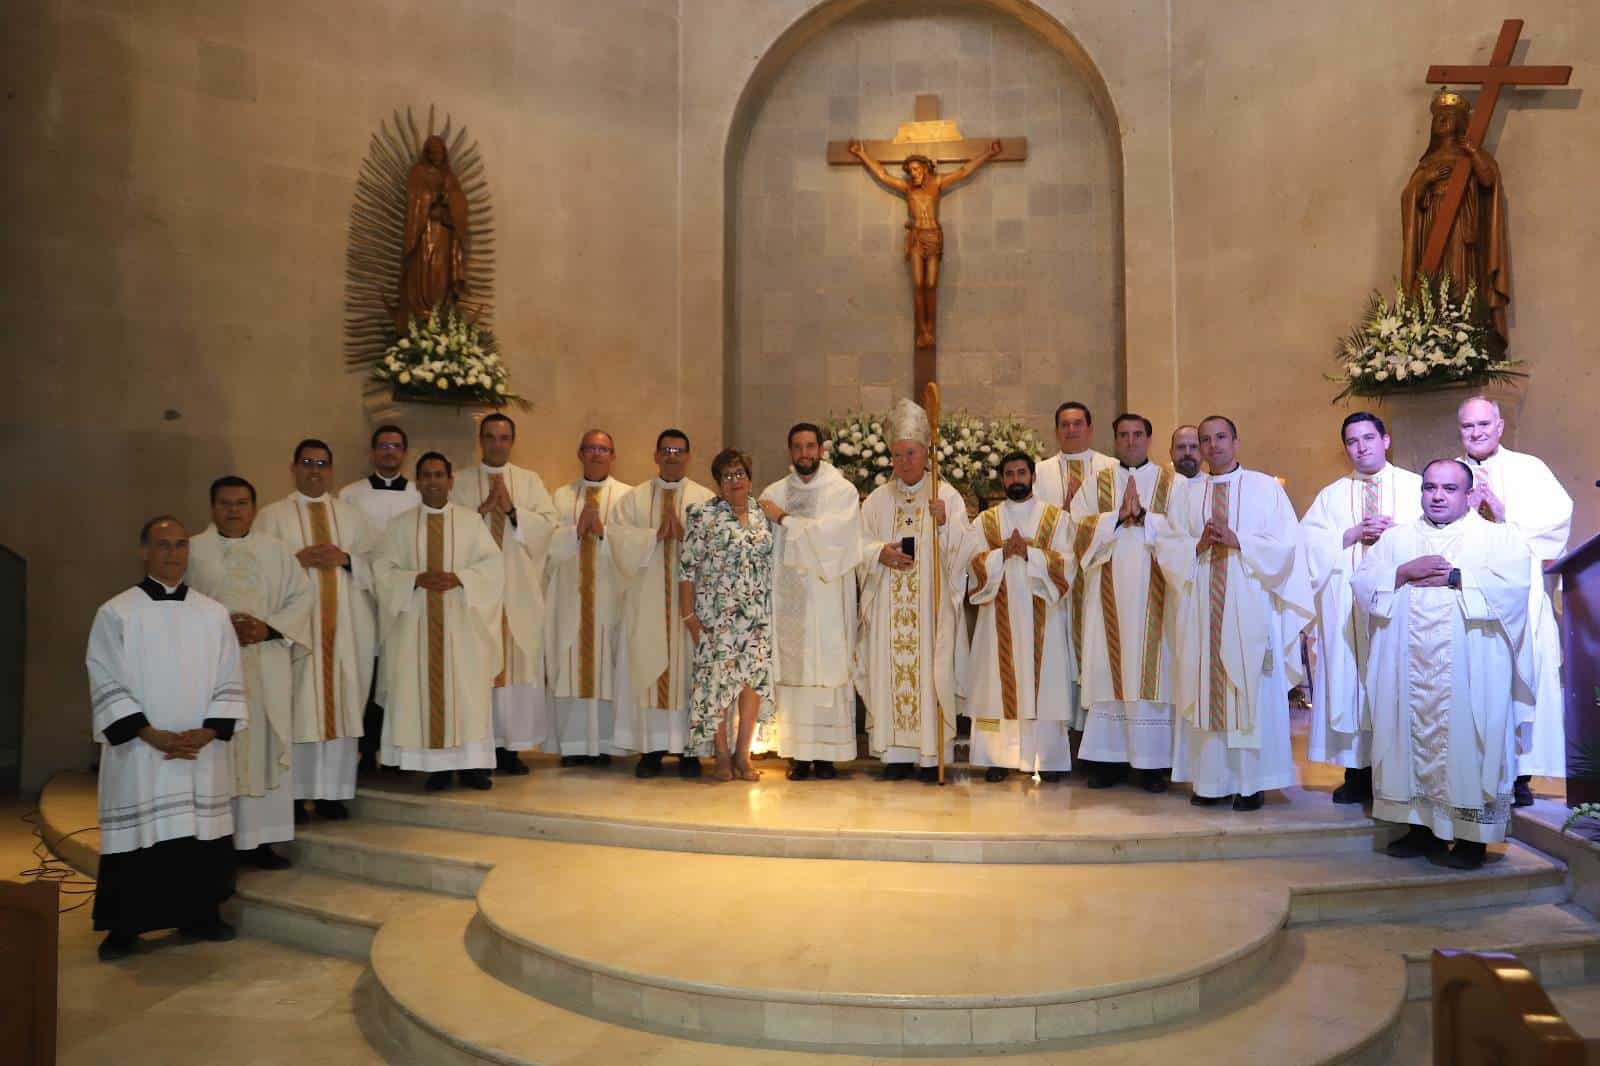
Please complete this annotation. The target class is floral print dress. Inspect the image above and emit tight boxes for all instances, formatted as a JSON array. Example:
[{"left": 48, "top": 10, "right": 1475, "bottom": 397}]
[{"left": 679, "top": 497, "right": 776, "bottom": 755}]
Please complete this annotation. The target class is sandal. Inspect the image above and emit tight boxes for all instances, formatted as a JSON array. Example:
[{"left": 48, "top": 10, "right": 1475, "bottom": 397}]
[
  {"left": 712, "top": 756, "right": 735, "bottom": 782},
  {"left": 734, "top": 761, "right": 762, "bottom": 782}
]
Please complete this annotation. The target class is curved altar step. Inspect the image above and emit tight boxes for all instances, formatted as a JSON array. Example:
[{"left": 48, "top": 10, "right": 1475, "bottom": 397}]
[{"left": 352, "top": 758, "right": 1386, "bottom": 863}]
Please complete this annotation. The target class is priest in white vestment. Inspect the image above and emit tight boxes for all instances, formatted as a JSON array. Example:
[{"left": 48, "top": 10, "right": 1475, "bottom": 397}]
[
  {"left": 450, "top": 412, "right": 559, "bottom": 775},
  {"left": 255, "top": 439, "right": 376, "bottom": 821},
  {"left": 758, "top": 423, "right": 862, "bottom": 780},
  {"left": 1299, "top": 412, "right": 1422, "bottom": 804},
  {"left": 1035, "top": 401, "right": 1119, "bottom": 731},
  {"left": 1458, "top": 395, "right": 1572, "bottom": 801},
  {"left": 373, "top": 452, "right": 505, "bottom": 790},
  {"left": 609, "top": 430, "right": 714, "bottom": 778},
  {"left": 339, "top": 424, "right": 422, "bottom": 772},
  {"left": 1353, "top": 459, "right": 1534, "bottom": 869},
  {"left": 1156, "top": 416, "right": 1314, "bottom": 810},
  {"left": 187, "top": 477, "right": 312, "bottom": 869},
  {"left": 88, "top": 516, "right": 246, "bottom": 960},
  {"left": 962, "top": 452, "right": 1075, "bottom": 781},
  {"left": 548, "top": 429, "right": 633, "bottom": 764},
  {"left": 1070, "top": 414, "right": 1183, "bottom": 792},
  {"left": 856, "top": 399, "right": 970, "bottom": 781}
]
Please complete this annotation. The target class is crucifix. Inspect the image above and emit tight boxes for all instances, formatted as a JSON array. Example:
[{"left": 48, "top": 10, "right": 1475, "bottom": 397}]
[
  {"left": 828, "top": 94, "right": 1026, "bottom": 396},
  {"left": 1411, "top": 20, "right": 1571, "bottom": 303}
]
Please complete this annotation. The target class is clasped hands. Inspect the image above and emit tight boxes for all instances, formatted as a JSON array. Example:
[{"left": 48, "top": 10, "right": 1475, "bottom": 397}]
[
  {"left": 657, "top": 508, "right": 686, "bottom": 542},
  {"left": 1117, "top": 480, "right": 1145, "bottom": 527},
  {"left": 1343, "top": 514, "right": 1395, "bottom": 548},
  {"left": 296, "top": 543, "right": 349, "bottom": 570},
  {"left": 1397, "top": 554, "right": 1455, "bottom": 589},
  {"left": 1467, "top": 480, "right": 1505, "bottom": 522},
  {"left": 140, "top": 724, "right": 217, "bottom": 761},
  {"left": 478, "top": 479, "right": 514, "bottom": 518},
  {"left": 230, "top": 613, "right": 270, "bottom": 646},
  {"left": 576, "top": 500, "right": 605, "bottom": 540},
  {"left": 414, "top": 570, "right": 463, "bottom": 592},
  {"left": 1195, "top": 520, "right": 1240, "bottom": 555}
]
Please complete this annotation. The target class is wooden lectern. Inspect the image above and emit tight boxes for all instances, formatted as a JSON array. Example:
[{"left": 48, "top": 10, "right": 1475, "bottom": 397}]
[
  {"left": 0, "top": 879, "right": 58, "bottom": 1066},
  {"left": 1550, "top": 531, "right": 1600, "bottom": 805}
]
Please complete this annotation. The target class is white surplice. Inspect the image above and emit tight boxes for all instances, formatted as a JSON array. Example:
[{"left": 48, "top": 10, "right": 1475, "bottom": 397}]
[
  {"left": 340, "top": 473, "right": 422, "bottom": 535},
  {"left": 255, "top": 491, "right": 376, "bottom": 801},
  {"left": 186, "top": 528, "right": 313, "bottom": 850},
  {"left": 1069, "top": 463, "right": 1185, "bottom": 769},
  {"left": 608, "top": 477, "right": 715, "bottom": 755},
  {"left": 856, "top": 476, "right": 971, "bottom": 767},
  {"left": 88, "top": 583, "right": 247, "bottom": 855},
  {"left": 961, "top": 497, "right": 1075, "bottom": 772},
  {"left": 1463, "top": 446, "right": 1573, "bottom": 778},
  {"left": 451, "top": 462, "right": 558, "bottom": 751},
  {"left": 1157, "top": 466, "right": 1314, "bottom": 798},
  {"left": 1036, "top": 448, "right": 1120, "bottom": 729},
  {"left": 1352, "top": 512, "right": 1534, "bottom": 842},
  {"left": 547, "top": 476, "right": 632, "bottom": 756},
  {"left": 760, "top": 463, "right": 862, "bottom": 762},
  {"left": 1299, "top": 464, "right": 1423, "bottom": 769},
  {"left": 372, "top": 503, "right": 504, "bottom": 771}
]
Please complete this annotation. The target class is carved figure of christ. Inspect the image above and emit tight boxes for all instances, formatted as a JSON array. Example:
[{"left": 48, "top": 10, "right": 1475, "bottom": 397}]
[{"left": 847, "top": 137, "right": 1001, "bottom": 351}]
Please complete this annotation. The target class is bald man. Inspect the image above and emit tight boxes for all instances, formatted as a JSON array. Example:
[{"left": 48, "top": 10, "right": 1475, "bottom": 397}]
[{"left": 1169, "top": 426, "right": 1201, "bottom": 480}]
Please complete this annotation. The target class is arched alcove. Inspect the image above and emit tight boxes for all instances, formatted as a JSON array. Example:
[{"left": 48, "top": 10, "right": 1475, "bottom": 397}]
[{"left": 723, "top": 0, "right": 1126, "bottom": 477}]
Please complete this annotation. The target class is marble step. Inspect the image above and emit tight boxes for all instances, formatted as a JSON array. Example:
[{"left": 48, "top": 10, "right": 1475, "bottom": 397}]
[
  {"left": 230, "top": 867, "right": 438, "bottom": 961},
  {"left": 366, "top": 898, "right": 1413, "bottom": 1065},
  {"left": 352, "top": 763, "right": 1388, "bottom": 864}
]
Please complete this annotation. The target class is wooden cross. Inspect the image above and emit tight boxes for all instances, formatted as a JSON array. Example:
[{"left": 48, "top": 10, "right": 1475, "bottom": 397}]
[
  {"left": 1421, "top": 19, "right": 1572, "bottom": 274},
  {"left": 827, "top": 95, "right": 1026, "bottom": 396}
]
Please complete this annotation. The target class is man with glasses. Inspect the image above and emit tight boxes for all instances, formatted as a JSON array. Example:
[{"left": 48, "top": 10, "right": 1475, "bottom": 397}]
[
  {"left": 256, "top": 440, "right": 378, "bottom": 822},
  {"left": 609, "top": 430, "right": 714, "bottom": 777},
  {"left": 548, "top": 430, "right": 633, "bottom": 766},
  {"left": 339, "top": 424, "right": 421, "bottom": 772}
]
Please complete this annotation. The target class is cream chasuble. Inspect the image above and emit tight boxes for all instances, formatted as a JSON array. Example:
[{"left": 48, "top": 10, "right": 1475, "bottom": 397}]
[
  {"left": 88, "top": 585, "right": 246, "bottom": 855},
  {"left": 856, "top": 476, "right": 970, "bottom": 767},
  {"left": 1299, "top": 464, "right": 1423, "bottom": 769},
  {"left": 547, "top": 476, "right": 631, "bottom": 755},
  {"left": 1352, "top": 513, "right": 1534, "bottom": 843},
  {"left": 760, "top": 462, "right": 863, "bottom": 762},
  {"left": 1036, "top": 448, "right": 1119, "bottom": 728},
  {"left": 1463, "top": 446, "right": 1573, "bottom": 778},
  {"left": 450, "top": 462, "right": 558, "bottom": 751},
  {"left": 609, "top": 476, "right": 715, "bottom": 755},
  {"left": 1156, "top": 466, "right": 1313, "bottom": 798},
  {"left": 1069, "top": 463, "right": 1182, "bottom": 769},
  {"left": 961, "top": 497, "right": 1074, "bottom": 772},
  {"left": 373, "top": 503, "right": 504, "bottom": 770}
]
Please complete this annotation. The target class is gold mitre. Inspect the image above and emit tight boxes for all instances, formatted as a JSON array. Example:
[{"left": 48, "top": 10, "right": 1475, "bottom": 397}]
[
  {"left": 888, "top": 397, "right": 932, "bottom": 446},
  {"left": 1431, "top": 86, "right": 1469, "bottom": 113}
]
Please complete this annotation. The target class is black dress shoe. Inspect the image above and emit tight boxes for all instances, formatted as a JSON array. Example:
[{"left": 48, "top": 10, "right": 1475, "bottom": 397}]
[
  {"left": 180, "top": 919, "right": 238, "bottom": 942},
  {"left": 1232, "top": 791, "right": 1264, "bottom": 812},
  {"left": 460, "top": 769, "right": 494, "bottom": 791},
  {"left": 813, "top": 760, "right": 837, "bottom": 780},
  {"left": 313, "top": 799, "right": 350, "bottom": 820},
  {"left": 984, "top": 767, "right": 1008, "bottom": 783},
  {"left": 98, "top": 932, "right": 138, "bottom": 962},
  {"left": 678, "top": 756, "right": 702, "bottom": 779},
  {"left": 425, "top": 771, "right": 453, "bottom": 791},
  {"left": 636, "top": 752, "right": 665, "bottom": 779},
  {"left": 1189, "top": 793, "right": 1225, "bottom": 807},
  {"left": 882, "top": 763, "right": 912, "bottom": 781},
  {"left": 1139, "top": 770, "right": 1170, "bottom": 794},
  {"left": 560, "top": 755, "right": 584, "bottom": 767},
  {"left": 1086, "top": 768, "right": 1117, "bottom": 790},
  {"left": 1441, "top": 840, "right": 1488, "bottom": 869},
  {"left": 293, "top": 803, "right": 309, "bottom": 825},
  {"left": 1039, "top": 771, "right": 1063, "bottom": 783},
  {"left": 786, "top": 760, "right": 812, "bottom": 781},
  {"left": 1331, "top": 767, "right": 1373, "bottom": 805},
  {"left": 496, "top": 747, "right": 531, "bottom": 775},
  {"left": 917, "top": 766, "right": 939, "bottom": 783},
  {"left": 358, "top": 752, "right": 378, "bottom": 774},
  {"left": 241, "top": 844, "right": 292, "bottom": 870},
  {"left": 1385, "top": 825, "right": 1445, "bottom": 858},
  {"left": 1513, "top": 775, "right": 1535, "bottom": 807},
  {"left": 593, "top": 753, "right": 613, "bottom": 767}
]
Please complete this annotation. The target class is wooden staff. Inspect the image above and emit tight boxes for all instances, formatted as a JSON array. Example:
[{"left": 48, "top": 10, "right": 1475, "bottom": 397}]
[{"left": 922, "top": 381, "right": 946, "bottom": 785}]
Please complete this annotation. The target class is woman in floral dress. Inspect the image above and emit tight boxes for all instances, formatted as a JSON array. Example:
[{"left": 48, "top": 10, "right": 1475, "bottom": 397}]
[{"left": 677, "top": 448, "right": 775, "bottom": 782}]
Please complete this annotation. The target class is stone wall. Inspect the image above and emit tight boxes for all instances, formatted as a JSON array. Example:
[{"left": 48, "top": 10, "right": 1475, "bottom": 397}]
[{"left": 729, "top": 2, "right": 1121, "bottom": 481}]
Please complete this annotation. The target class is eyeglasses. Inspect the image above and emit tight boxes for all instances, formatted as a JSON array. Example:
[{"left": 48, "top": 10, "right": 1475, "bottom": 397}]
[
  {"left": 297, "top": 457, "right": 331, "bottom": 468},
  {"left": 720, "top": 470, "right": 750, "bottom": 483},
  {"left": 374, "top": 442, "right": 406, "bottom": 452},
  {"left": 580, "top": 445, "right": 614, "bottom": 456},
  {"left": 657, "top": 446, "right": 688, "bottom": 457}
]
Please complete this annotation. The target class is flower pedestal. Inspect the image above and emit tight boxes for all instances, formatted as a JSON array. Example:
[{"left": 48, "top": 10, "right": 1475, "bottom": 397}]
[
  {"left": 362, "top": 388, "right": 496, "bottom": 470},
  {"left": 1336, "top": 380, "right": 1524, "bottom": 474}
]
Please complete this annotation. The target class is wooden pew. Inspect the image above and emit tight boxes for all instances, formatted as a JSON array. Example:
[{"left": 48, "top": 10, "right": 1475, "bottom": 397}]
[
  {"left": 1433, "top": 948, "right": 1593, "bottom": 1064},
  {"left": 0, "top": 879, "right": 58, "bottom": 1066}
]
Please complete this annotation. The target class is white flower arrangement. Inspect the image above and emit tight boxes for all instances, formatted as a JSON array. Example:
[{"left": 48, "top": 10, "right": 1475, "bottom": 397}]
[
  {"left": 822, "top": 409, "right": 1043, "bottom": 503},
  {"left": 1331, "top": 275, "right": 1521, "bottom": 401},
  {"left": 371, "top": 306, "right": 521, "bottom": 407}
]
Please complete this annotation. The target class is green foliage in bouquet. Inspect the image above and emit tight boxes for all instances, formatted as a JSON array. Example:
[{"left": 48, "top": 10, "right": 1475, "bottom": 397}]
[
  {"left": 371, "top": 306, "right": 523, "bottom": 407},
  {"left": 823, "top": 410, "right": 1043, "bottom": 503}
]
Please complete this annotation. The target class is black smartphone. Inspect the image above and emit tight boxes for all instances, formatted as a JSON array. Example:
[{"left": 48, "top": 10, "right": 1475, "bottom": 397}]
[{"left": 900, "top": 535, "right": 916, "bottom": 559}]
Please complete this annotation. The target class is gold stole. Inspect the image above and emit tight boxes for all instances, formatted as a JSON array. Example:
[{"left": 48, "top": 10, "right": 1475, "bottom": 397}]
[
  {"left": 656, "top": 485, "right": 677, "bottom": 708},
  {"left": 425, "top": 512, "right": 447, "bottom": 748},
  {"left": 1206, "top": 481, "right": 1232, "bottom": 731},
  {"left": 487, "top": 472, "right": 512, "bottom": 689},
  {"left": 1138, "top": 468, "right": 1174, "bottom": 701},
  {"left": 1063, "top": 459, "right": 1088, "bottom": 666},
  {"left": 304, "top": 500, "right": 340, "bottom": 740},
  {"left": 577, "top": 484, "right": 602, "bottom": 698},
  {"left": 976, "top": 505, "right": 1065, "bottom": 721}
]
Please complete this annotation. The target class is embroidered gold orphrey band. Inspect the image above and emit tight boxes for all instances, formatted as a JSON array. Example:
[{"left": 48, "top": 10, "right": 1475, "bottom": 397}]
[
  {"left": 656, "top": 486, "right": 677, "bottom": 708},
  {"left": 1207, "top": 480, "right": 1232, "bottom": 731},
  {"left": 425, "top": 512, "right": 447, "bottom": 748},
  {"left": 1138, "top": 467, "right": 1174, "bottom": 701},
  {"left": 486, "top": 472, "right": 511, "bottom": 688},
  {"left": 578, "top": 484, "right": 602, "bottom": 698},
  {"left": 1065, "top": 459, "right": 1087, "bottom": 663},
  {"left": 305, "top": 500, "right": 341, "bottom": 740},
  {"left": 979, "top": 505, "right": 1065, "bottom": 720}
]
